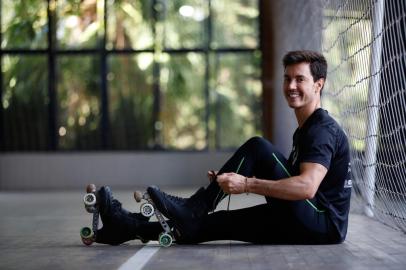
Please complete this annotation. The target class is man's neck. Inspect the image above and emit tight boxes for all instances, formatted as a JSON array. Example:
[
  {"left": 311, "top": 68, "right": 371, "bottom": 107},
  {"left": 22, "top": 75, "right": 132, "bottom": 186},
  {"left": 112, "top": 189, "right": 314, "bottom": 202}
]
[{"left": 295, "top": 102, "right": 321, "bottom": 128}]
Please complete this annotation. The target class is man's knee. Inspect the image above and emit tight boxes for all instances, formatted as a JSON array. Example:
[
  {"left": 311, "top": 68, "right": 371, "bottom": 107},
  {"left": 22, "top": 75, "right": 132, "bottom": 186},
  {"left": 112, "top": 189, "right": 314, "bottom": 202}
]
[{"left": 245, "top": 136, "right": 274, "bottom": 151}]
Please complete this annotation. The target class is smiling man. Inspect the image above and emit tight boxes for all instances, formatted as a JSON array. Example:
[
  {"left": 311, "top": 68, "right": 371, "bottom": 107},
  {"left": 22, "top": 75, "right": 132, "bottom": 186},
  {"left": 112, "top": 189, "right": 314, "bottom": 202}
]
[{"left": 95, "top": 50, "right": 352, "bottom": 245}]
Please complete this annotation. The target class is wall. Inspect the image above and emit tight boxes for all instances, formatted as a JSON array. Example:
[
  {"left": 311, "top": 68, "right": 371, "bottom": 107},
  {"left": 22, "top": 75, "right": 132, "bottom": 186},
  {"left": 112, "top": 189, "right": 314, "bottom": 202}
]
[
  {"left": 268, "top": 0, "right": 323, "bottom": 156},
  {"left": 0, "top": 152, "right": 232, "bottom": 190}
]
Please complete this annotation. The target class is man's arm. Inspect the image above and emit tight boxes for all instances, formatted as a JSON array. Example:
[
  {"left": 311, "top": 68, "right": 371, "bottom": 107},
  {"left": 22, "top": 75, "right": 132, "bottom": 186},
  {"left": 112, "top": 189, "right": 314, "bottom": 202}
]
[{"left": 216, "top": 162, "right": 327, "bottom": 200}]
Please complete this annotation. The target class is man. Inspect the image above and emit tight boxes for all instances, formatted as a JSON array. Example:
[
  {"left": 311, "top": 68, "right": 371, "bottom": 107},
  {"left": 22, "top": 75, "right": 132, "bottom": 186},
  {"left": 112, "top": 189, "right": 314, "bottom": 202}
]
[{"left": 95, "top": 50, "right": 351, "bottom": 245}]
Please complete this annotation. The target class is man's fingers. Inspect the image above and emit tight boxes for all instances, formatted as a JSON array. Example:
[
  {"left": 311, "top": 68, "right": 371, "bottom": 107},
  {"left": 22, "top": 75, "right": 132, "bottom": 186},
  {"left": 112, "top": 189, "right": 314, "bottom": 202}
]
[
  {"left": 218, "top": 172, "right": 234, "bottom": 177},
  {"left": 217, "top": 174, "right": 230, "bottom": 181},
  {"left": 208, "top": 171, "right": 219, "bottom": 182}
]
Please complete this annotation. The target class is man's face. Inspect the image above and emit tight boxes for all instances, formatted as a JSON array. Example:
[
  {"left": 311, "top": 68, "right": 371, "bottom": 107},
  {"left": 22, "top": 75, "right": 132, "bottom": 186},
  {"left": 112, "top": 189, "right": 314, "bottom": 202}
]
[{"left": 283, "top": 62, "right": 324, "bottom": 110}]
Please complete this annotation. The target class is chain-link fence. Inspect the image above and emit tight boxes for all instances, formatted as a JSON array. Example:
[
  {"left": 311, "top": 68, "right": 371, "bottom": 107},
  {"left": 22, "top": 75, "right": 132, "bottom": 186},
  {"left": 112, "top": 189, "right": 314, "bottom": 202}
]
[{"left": 321, "top": 0, "right": 406, "bottom": 233}]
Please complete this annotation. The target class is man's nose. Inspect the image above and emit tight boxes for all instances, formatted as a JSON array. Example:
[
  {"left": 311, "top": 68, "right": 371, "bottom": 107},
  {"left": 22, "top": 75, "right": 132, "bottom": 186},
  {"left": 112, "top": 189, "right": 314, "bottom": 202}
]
[{"left": 288, "top": 80, "right": 297, "bottom": 89}]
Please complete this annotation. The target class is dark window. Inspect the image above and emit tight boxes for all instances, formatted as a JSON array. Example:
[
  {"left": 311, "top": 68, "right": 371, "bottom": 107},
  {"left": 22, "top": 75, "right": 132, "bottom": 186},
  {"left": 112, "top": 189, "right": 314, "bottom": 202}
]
[{"left": 0, "top": 0, "right": 261, "bottom": 151}]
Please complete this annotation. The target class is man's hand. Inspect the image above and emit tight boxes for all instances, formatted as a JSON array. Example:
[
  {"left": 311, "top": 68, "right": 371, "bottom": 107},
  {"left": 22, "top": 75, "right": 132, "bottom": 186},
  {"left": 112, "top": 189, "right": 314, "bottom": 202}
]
[
  {"left": 207, "top": 170, "right": 218, "bottom": 182},
  {"left": 217, "top": 173, "right": 246, "bottom": 194}
]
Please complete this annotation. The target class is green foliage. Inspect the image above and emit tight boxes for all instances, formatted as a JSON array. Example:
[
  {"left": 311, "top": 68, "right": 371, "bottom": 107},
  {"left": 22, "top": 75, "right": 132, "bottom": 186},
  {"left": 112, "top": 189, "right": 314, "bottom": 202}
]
[
  {"left": 1, "top": 0, "right": 48, "bottom": 48},
  {"left": 108, "top": 0, "right": 154, "bottom": 49},
  {"left": 160, "top": 53, "right": 206, "bottom": 149},
  {"left": 1, "top": 0, "right": 260, "bottom": 151},
  {"left": 57, "top": 56, "right": 102, "bottom": 150},
  {"left": 2, "top": 56, "right": 49, "bottom": 150},
  {"left": 56, "top": 0, "right": 101, "bottom": 48},
  {"left": 211, "top": 0, "right": 258, "bottom": 48},
  {"left": 322, "top": 12, "right": 372, "bottom": 152},
  {"left": 108, "top": 54, "right": 154, "bottom": 150},
  {"left": 210, "top": 52, "right": 261, "bottom": 148}
]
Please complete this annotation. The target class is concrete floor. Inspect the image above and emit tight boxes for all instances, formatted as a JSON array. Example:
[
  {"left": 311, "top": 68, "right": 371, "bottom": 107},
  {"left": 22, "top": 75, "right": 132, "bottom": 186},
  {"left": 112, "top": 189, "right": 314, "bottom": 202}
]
[{"left": 1, "top": 188, "right": 406, "bottom": 270}]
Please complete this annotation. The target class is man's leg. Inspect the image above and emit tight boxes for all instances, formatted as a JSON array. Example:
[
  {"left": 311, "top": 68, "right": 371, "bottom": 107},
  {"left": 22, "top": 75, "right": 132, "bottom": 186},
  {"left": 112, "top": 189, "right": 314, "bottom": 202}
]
[
  {"left": 203, "top": 136, "right": 291, "bottom": 210},
  {"left": 184, "top": 200, "right": 335, "bottom": 245},
  {"left": 96, "top": 188, "right": 335, "bottom": 245},
  {"left": 148, "top": 136, "right": 292, "bottom": 240}
]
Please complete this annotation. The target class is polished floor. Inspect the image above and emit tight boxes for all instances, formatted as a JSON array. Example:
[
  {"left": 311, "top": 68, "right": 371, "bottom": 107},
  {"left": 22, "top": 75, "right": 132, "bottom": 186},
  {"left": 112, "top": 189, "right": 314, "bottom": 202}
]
[{"left": 1, "top": 188, "right": 405, "bottom": 270}]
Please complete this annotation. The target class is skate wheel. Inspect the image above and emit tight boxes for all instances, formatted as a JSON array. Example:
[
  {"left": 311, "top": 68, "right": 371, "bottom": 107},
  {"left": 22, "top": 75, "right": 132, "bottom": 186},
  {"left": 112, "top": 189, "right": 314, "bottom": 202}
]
[
  {"left": 86, "top": 184, "right": 96, "bottom": 193},
  {"left": 158, "top": 232, "right": 173, "bottom": 247},
  {"left": 80, "top": 226, "right": 94, "bottom": 238},
  {"left": 82, "top": 236, "right": 94, "bottom": 246},
  {"left": 85, "top": 205, "right": 97, "bottom": 214},
  {"left": 80, "top": 227, "right": 94, "bottom": 245},
  {"left": 140, "top": 203, "right": 155, "bottom": 217},
  {"left": 134, "top": 191, "right": 143, "bottom": 202},
  {"left": 141, "top": 238, "right": 149, "bottom": 244},
  {"left": 83, "top": 193, "right": 97, "bottom": 207}
]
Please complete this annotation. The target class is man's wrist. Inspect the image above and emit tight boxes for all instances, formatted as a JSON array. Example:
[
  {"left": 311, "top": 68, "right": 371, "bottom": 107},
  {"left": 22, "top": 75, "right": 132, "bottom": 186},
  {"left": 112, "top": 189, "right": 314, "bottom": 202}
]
[{"left": 245, "top": 177, "right": 250, "bottom": 195}]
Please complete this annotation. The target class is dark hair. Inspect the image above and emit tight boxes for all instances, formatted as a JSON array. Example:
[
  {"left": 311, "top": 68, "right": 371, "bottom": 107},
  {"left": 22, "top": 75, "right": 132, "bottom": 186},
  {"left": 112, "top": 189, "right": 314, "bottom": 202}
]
[{"left": 282, "top": 50, "right": 327, "bottom": 87}]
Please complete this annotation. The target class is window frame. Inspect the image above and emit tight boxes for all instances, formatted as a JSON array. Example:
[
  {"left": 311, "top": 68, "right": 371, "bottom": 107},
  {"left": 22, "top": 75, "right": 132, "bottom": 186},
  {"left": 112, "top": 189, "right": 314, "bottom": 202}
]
[{"left": 0, "top": 0, "right": 261, "bottom": 152}]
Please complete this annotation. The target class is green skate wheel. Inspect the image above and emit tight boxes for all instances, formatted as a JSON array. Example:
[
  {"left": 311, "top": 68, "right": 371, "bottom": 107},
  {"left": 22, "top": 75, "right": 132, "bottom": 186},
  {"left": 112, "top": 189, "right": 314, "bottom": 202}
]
[
  {"left": 80, "top": 227, "right": 94, "bottom": 246},
  {"left": 158, "top": 232, "right": 173, "bottom": 247},
  {"left": 140, "top": 203, "right": 154, "bottom": 217},
  {"left": 80, "top": 226, "right": 94, "bottom": 239}
]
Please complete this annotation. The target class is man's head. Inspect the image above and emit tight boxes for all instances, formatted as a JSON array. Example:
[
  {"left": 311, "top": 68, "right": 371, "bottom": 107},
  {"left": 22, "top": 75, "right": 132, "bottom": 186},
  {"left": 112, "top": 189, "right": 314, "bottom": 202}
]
[
  {"left": 282, "top": 50, "right": 327, "bottom": 111},
  {"left": 282, "top": 50, "right": 327, "bottom": 93}
]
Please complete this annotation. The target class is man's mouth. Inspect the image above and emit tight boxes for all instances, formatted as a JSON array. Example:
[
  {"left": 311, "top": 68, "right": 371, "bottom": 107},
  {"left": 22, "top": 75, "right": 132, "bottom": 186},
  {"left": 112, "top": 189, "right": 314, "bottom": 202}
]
[{"left": 288, "top": 92, "right": 300, "bottom": 98}]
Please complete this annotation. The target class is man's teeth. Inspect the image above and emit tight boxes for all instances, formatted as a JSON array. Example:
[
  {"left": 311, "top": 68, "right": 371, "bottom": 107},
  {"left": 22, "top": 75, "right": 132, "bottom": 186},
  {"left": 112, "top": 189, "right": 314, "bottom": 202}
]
[{"left": 289, "top": 93, "right": 300, "bottom": 97}]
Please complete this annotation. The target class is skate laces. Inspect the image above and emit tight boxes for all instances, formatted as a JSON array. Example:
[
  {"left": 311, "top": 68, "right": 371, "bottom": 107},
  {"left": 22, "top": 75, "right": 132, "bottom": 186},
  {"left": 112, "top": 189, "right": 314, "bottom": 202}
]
[
  {"left": 163, "top": 192, "right": 186, "bottom": 204},
  {"left": 110, "top": 198, "right": 123, "bottom": 210},
  {"left": 212, "top": 157, "right": 245, "bottom": 211}
]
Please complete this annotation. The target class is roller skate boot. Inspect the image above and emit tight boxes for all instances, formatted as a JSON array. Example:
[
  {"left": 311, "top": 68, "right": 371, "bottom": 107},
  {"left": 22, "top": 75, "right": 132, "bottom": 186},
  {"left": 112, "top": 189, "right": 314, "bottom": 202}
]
[
  {"left": 147, "top": 186, "right": 208, "bottom": 241},
  {"left": 95, "top": 186, "right": 145, "bottom": 245}
]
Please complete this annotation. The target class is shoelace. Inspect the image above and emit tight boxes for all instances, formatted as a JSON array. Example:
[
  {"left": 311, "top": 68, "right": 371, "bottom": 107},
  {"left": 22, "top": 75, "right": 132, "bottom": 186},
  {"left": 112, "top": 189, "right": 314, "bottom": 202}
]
[
  {"left": 212, "top": 157, "right": 245, "bottom": 211},
  {"left": 166, "top": 193, "right": 186, "bottom": 204},
  {"left": 112, "top": 199, "right": 122, "bottom": 208}
]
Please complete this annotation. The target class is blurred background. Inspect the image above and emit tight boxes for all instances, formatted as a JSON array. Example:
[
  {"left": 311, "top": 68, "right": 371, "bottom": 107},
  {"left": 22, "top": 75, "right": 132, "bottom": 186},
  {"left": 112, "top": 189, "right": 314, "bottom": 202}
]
[{"left": 0, "top": 0, "right": 405, "bottom": 232}]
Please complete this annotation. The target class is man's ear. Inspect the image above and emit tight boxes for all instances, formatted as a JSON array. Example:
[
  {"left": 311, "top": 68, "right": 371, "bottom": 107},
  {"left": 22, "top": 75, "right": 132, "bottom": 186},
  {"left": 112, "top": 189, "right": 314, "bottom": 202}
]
[{"left": 315, "top": 78, "right": 325, "bottom": 93}]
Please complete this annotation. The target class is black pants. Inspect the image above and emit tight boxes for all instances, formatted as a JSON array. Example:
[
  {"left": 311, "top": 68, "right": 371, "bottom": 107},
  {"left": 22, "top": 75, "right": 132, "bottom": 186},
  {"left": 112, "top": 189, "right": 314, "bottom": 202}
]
[{"left": 140, "top": 137, "right": 338, "bottom": 244}]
